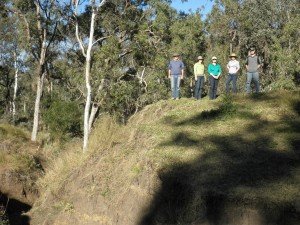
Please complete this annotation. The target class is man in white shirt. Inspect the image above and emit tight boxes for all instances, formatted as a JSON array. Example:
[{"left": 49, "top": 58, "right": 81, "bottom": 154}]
[{"left": 226, "top": 53, "right": 240, "bottom": 94}]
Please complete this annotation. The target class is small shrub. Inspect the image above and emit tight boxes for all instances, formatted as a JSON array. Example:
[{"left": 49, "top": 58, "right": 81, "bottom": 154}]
[
  {"left": 220, "top": 95, "right": 237, "bottom": 118},
  {"left": 266, "top": 77, "right": 297, "bottom": 91},
  {"left": 43, "top": 100, "right": 82, "bottom": 139}
]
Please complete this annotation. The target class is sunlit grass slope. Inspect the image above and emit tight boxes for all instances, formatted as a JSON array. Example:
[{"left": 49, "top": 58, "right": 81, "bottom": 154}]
[{"left": 32, "top": 91, "right": 300, "bottom": 225}]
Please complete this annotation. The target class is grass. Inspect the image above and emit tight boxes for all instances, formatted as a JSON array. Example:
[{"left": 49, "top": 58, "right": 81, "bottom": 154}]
[{"left": 30, "top": 90, "right": 300, "bottom": 225}]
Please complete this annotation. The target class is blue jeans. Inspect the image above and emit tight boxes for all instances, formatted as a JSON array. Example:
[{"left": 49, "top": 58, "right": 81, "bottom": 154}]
[
  {"left": 246, "top": 72, "right": 260, "bottom": 93},
  {"left": 194, "top": 76, "right": 204, "bottom": 99},
  {"left": 209, "top": 76, "right": 219, "bottom": 100},
  {"left": 171, "top": 75, "right": 181, "bottom": 99},
  {"left": 226, "top": 73, "right": 238, "bottom": 94}
]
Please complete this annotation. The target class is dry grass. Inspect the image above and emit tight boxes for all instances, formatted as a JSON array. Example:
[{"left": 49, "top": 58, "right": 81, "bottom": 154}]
[{"left": 30, "top": 90, "right": 300, "bottom": 224}]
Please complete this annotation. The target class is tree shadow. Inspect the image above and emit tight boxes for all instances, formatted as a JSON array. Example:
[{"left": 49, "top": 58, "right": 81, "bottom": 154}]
[
  {"left": 0, "top": 193, "right": 31, "bottom": 225},
  {"left": 248, "top": 93, "right": 277, "bottom": 101},
  {"left": 138, "top": 119, "right": 300, "bottom": 225},
  {"left": 159, "top": 132, "right": 199, "bottom": 147},
  {"left": 292, "top": 100, "right": 300, "bottom": 116}
]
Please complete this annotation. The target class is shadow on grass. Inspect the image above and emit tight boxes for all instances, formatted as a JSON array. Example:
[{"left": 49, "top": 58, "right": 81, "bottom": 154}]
[
  {"left": 0, "top": 193, "right": 31, "bottom": 225},
  {"left": 139, "top": 119, "right": 300, "bottom": 225},
  {"left": 159, "top": 132, "right": 199, "bottom": 147},
  {"left": 248, "top": 92, "right": 277, "bottom": 101},
  {"left": 292, "top": 100, "right": 300, "bottom": 116}
]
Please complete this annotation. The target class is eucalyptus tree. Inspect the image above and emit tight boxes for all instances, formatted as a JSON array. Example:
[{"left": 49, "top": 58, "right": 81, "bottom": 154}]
[
  {"left": 205, "top": 0, "right": 300, "bottom": 90},
  {"left": 5, "top": 0, "right": 62, "bottom": 141}
]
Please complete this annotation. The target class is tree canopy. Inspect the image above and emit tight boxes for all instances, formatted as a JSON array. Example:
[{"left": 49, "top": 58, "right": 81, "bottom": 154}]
[{"left": 0, "top": 0, "right": 299, "bottom": 146}]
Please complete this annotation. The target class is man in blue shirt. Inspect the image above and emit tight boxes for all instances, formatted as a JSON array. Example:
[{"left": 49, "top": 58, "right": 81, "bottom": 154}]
[
  {"left": 245, "top": 47, "right": 262, "bottom": 94},
  {"left": 168, "top": 53, "right": 185, "bottom": 100}
]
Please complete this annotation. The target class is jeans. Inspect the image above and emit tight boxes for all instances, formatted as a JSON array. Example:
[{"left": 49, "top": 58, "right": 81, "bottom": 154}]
[
  {"left": 226, "top": 73, "right": 238, "bottom": 94},
  {"left": 171, "top": 75, "right": 181, "bottom": 99},
  {"left": 209, "top": 76, "right": 219, "bottom": 100},
  {"left": 246, "top": 72, "right": 260, "bottom": 93},
  {"left": 194, "top": 76, "right": 204, "bottom": 99}
]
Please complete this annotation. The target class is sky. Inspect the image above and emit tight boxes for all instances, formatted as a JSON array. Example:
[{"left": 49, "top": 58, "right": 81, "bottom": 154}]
[{"left": 171, "top": 0, "right": 214, "bottom": 17}]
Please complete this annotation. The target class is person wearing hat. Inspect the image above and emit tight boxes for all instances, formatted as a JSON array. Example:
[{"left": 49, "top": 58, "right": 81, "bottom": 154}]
[
  {"left": 207, "top": 56, "right": 222, "bottom": 100},
  {"left": 194, "top": 56, "right": 206, "bottom": 100},
  {"left": 226, "top": 53, "right": 240, "bottom": 94},
  {"left": 168, "top": 53, "right": 185, "bottom": 100},
  {"left": 245, "top": 47, "right": 262, "bottom": 93}
]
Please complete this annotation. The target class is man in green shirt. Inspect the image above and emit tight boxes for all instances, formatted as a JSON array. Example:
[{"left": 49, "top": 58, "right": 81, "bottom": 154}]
[{"left": 194, "top": 56, "right": 206, "bottom": 100}]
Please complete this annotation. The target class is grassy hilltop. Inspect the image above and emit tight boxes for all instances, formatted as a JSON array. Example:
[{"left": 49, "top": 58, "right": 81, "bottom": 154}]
[{"left": 2, "top": 91, "right": 300, "bottom": 225}]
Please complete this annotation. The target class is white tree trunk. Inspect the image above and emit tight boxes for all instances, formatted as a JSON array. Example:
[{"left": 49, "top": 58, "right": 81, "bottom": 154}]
[
  {"left": 31, "top": 71, "right": 46, "bottom": 141},
  {"left": 82, "top": 10, "right": 96, "bottom": 151},
  {"left": 88, "top": 103, "right": 99, "bottom": 132},
  {"left": 12, "top": 52, "right": 18, "bottom": 120},
  {"left": 31, "top": 3, "right": 47, "bottom": 142}
]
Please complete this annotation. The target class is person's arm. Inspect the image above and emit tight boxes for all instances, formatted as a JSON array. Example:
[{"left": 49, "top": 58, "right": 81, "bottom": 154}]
[
  {"left": 168, "top": 62, "right": 171, "bottom": 78},
  {"left": 216, "top": 64, "right": 222, "bottom": 78},
  {"left": 194, "top": 64, "right": 198, "bottom": 80},
  {"left": 208, "top": 64, "right": 212, "bottom": 76}
]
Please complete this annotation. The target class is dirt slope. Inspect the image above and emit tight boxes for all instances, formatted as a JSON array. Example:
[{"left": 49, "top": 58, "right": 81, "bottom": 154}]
[{"left": 29, "top": 91, "right": 300, "bottom": 225}]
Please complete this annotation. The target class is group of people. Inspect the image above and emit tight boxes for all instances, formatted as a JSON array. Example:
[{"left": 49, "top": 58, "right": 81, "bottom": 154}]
[{"left": 167, "top": 47, "right": 262, "bottom": 100}]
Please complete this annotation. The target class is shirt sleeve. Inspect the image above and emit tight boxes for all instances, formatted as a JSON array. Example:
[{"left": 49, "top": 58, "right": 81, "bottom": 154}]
[{"left": 207, "top": 64, "right": 212, "bottom": 74}]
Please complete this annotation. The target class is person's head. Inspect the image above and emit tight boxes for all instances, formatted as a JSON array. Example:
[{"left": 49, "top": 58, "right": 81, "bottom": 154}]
[
  {"left": 173, "top": 53, "right": 180, "bottom": 60},
  {"left": 211, "top": 56, "right": 217, "bottom": 63},
  {"left": 229, "top": 53, "right": 237, "bottom": 60},
  {"left": 249, "top": 47, "right": 256, "bottom": 55},
  {"left": 197, "top": 56, "right": 203, "bottom": 63}
]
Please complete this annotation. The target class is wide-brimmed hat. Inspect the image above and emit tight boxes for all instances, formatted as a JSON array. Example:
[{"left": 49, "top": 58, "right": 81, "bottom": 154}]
[
  {"left": 212, "top": 56, "right": 217, "bottom": 60},
  {"left": 197, "top": 56, "right": 204, "bottom": 60},
  {"left": 173, "top": 53, "right": 180, "bottom": 57},
  {"left": 229, "top": 53, "right": 237, "bottom": 58}
]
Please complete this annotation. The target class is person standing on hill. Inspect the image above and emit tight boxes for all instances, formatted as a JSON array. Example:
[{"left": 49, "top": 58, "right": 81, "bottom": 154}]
[
  {"left": 208, "top": 56, "right": 222, "bottom": 100},
  {"left": 226, "top": 53, "right": 240, "bottom": 94},
  {"left": 245, "top": 47, "right": 262, "bottom": 94},
  {"left": 194, "top": 56, "right": 206, "bottom": 100},
  {"left": 168, "top": 53, "right": 185, "bottom": 100}
]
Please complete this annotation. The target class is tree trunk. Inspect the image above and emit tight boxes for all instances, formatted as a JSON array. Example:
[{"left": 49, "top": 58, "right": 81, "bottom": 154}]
[
  {"left": 12, "top": 52, "right": 18, "bottom": 120},
  {"left": 31, "top": 69, "right": 45, "bottom": 141},
  {"left": 88, "top": 103, "right": 99, "bottom": 132},
  {"left": 31, "top": 3, "right": 47, "bottom": 142},
  {"left": 82, "top": 10, "right": 96, "bottom": 151}
]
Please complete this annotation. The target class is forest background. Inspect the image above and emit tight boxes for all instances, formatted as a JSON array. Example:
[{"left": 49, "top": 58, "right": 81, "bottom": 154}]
[{"left": 0, "top": 0, "right": 299, "bottom": 149}]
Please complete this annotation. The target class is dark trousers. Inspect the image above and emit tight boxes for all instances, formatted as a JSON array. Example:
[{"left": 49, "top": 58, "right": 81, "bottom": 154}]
[
  {"left": 209, "top": 76, "right": 219, "bottom": 100},
  {"left": 226, "top": 73, "right": 238, "bottom": 94},
  {"left": 194, "top": 76, "right": 204, "bottom": 99}
]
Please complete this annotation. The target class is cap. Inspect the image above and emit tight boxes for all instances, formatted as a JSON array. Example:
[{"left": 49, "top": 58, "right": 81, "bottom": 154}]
[
  {"left": 173, "top": 53, "right": 180, "bottom": 57},
  {"left": 197, "top": 56, "right": 204, "bottom": 60},
  {"left": 212, "top": 56, "right": 217, "bottom": 60},
  {"left": 249, "top": 47, "right": 255, "bottom": 51}
]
